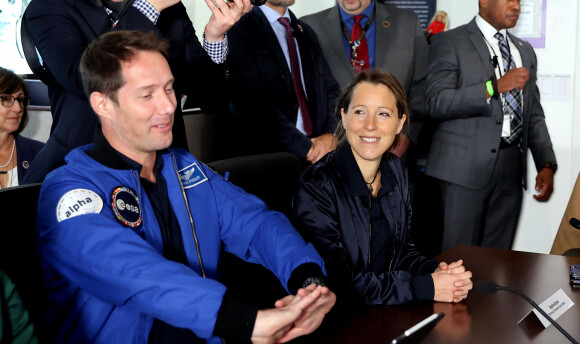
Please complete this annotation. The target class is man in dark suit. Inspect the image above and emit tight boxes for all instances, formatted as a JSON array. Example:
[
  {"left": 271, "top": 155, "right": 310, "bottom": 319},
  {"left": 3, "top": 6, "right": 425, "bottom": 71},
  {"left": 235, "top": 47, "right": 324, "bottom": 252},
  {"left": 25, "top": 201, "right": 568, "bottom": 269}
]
[
  {"left": 301, "top": 0, "right": 428, "bottom": 157},
  {"left": 23, "top": 0, "right": 251, "bottom": 183},
  {"left": 227, "top": 0, "right": 339, "bottom": 164},
  {"left": 425, "top": 0, "right": 557, "bottom": 251}
]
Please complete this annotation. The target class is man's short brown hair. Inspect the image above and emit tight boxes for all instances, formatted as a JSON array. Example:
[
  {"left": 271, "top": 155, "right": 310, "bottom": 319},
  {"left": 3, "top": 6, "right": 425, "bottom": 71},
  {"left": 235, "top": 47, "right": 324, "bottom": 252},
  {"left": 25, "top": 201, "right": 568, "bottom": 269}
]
[{"left": 80, "top": 30, "right": 170, "bottom": 104}]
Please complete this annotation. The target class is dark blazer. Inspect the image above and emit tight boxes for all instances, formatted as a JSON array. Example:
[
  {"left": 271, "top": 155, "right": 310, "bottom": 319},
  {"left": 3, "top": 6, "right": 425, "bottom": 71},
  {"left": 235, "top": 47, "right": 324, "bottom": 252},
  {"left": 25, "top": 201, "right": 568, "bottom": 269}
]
[
  {"left": 227, "top": 7, "right": 339, "bottom": 159},
  {"left": 301, "top": 3, "right": 429, "bottom": 142},
  {"left": 425, "top": 19, "right": 556, "bottom": 189},
  {"left": 15, "top": 135, "right": 44, "bottom": 183},
  {"left": 24, "top": 0, "right": 228, "bottom": 182},
  {"left": 293, "top": 143, "right": 438, "bottom": 305}
]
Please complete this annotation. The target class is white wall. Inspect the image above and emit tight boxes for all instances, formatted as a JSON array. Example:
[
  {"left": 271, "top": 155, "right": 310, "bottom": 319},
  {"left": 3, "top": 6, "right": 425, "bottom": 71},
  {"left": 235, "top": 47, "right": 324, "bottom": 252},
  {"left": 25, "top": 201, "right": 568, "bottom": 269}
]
[
  {"left": 22, "top": 109, "right": 51, "bottom": 143},
  {"left": 436, "top": 0, "right": 477, "bottom": 29},
  {"left": 516, "top": 1, "right": 579, "bottom": 253}
]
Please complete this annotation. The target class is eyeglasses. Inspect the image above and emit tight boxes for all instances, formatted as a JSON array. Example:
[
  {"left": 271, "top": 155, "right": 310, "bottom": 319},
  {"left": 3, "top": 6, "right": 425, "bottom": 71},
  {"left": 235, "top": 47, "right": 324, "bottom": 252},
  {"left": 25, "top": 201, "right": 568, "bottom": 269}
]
[{"left": 0, "top": 95, "right": 31, "bottom": 108}]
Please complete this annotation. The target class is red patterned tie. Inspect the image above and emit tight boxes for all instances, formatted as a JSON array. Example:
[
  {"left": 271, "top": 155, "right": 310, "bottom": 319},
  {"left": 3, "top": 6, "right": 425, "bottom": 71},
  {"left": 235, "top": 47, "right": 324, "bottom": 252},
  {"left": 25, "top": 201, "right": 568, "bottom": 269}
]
[
  {"left": 278, "top": 17, "right": 313, "bottom": 136},
  {"left": 351, "top": 15, "right": 370, "bottom": 73}
]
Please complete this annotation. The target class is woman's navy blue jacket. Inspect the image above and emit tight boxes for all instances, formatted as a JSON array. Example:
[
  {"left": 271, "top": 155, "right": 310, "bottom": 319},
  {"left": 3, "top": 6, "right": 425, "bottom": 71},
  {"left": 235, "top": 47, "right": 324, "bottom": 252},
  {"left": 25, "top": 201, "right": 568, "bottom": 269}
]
[
  {"left": 293, "top": 143, "right": 438, "bottom": 305},
  {"left": 16, "top": 135, "right": 44, "bottom": 183}
]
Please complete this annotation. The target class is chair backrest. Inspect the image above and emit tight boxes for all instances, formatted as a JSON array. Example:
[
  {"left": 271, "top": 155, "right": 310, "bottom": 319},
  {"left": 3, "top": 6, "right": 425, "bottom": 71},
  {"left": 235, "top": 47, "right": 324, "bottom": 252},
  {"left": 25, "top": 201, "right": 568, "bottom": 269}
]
[
  {"left": 207, "top": 152, "right": 304, "bottom": 217},
  {"left": 207, "top": 152, "right": 304, "bottom": 307},
  {"left": 0, "top": 183, "right": 46, "bottom": 333}
]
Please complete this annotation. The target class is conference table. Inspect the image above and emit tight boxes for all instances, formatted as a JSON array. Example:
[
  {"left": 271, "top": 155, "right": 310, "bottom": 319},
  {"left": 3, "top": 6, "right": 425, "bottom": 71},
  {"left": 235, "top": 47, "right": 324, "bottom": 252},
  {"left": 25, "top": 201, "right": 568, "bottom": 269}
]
[{"left": 304, "top": 245, "right": 580, "bottom": 344}]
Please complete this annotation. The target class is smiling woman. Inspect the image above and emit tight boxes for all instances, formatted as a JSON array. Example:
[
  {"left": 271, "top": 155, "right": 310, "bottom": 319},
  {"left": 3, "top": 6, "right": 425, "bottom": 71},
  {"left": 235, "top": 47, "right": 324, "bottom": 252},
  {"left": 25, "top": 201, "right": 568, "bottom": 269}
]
[
  {"left": 335, "top": 72, "right": 407, "bottom": 192},
  {"left": 293, "top": 69, "right": 474, "bottom": 307},
  {"left": 0, "top": 67, "right": 44, "bottom": 188}
]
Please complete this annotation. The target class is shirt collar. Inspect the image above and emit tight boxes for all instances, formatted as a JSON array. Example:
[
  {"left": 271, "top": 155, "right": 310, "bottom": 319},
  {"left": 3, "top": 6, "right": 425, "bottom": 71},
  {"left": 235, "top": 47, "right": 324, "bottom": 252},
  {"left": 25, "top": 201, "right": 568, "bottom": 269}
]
[
  {"left": 259, "top": 5, "right": 291, "bottom": 24},
  {"left": 86, "top": 125, "right": 166, "bottom": 174},
  {"left": 475, "top": 14, "right": 508, "bottom": 43},
  {"left": 102, "top": 0, "right": 124, "bottom": 13},
  {"left": 87, "top": 0, "right": 105, "bottom": 7},
  {"left": 334, "top": 142, "right": 396, "bottom": 197},
  {"left": 339, "top": 0, "right": 375, "bottom": 24}
]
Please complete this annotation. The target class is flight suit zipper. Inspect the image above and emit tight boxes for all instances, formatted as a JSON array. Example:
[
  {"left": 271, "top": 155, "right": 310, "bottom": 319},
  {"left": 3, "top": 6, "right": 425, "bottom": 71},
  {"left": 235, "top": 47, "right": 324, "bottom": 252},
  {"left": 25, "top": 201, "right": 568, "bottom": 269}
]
[{"left": 170, "top": 155, "right": 206, "bottom": 278}]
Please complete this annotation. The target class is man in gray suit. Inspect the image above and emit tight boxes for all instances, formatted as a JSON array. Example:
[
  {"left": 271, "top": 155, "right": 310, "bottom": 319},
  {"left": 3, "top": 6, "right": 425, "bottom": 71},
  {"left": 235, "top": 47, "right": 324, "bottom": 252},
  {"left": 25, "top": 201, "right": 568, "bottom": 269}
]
[
  {"left": 425, "top": 0, "right": 557, "bottom": 251},
  {"left": 301, "top": 0, "right": 428, "bottom": 156}
]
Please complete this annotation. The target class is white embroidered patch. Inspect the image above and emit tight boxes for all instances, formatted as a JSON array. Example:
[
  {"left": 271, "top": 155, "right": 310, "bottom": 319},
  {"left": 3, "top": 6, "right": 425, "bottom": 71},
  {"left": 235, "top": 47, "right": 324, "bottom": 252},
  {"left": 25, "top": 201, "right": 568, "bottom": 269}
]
[
  {"left": 179, "top": 162, "right": 208, "bottom": 189},
  {"left": 56, "top": 189, "right": 103, "bottom": 222}
]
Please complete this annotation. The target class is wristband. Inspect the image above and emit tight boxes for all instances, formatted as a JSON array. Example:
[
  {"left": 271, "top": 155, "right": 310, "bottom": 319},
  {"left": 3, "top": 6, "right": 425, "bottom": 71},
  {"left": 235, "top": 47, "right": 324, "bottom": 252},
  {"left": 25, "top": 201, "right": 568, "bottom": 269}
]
[
  {"left": 486, "top": 80, "right": 494, "bottom": 97},
  {"left": 301, "top": 277, "right": 326, "bottom": 288}
]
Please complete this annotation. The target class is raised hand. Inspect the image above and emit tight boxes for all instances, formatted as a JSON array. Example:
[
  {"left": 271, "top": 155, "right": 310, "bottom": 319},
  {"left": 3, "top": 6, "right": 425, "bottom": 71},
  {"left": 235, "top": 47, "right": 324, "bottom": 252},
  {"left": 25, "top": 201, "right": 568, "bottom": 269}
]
[{"left": 204, "top": 0, "right": 252, "bottom": 41}]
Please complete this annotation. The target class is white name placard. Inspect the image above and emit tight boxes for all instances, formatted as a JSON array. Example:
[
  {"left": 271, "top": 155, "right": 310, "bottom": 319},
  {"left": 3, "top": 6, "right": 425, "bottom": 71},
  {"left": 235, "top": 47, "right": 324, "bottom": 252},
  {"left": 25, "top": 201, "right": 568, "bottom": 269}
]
[{"left": 518, "top": 288, "right": 575, "bottom": 328}]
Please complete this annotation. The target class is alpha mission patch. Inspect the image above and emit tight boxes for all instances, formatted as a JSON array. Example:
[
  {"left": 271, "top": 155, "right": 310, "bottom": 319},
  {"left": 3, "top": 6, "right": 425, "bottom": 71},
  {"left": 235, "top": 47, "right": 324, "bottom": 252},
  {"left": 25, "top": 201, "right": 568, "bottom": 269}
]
[{"left": 56, "top": 189, "right": 104, "bottom": 222}]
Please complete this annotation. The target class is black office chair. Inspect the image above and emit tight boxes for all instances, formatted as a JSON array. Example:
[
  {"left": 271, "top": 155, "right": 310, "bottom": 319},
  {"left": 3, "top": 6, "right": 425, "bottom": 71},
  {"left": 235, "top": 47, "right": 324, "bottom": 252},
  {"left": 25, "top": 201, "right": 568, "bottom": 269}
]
[
  {"left": 208, "top": 152, "right": 305, "bottom": 308},
  {"left": 207, "top": 152, "right": 303, "bottom": 217},
  {"left": 563, "top": 249, "right": 580, "bottom": 257},
  {"left": 0, "top": 183, "right": 46, "bottom": 336}
]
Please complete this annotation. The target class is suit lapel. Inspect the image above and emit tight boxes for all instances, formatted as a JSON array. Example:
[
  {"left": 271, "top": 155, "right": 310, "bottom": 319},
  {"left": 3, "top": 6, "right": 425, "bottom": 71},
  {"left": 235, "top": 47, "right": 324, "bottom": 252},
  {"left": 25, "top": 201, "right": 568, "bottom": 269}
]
[
  {"left": 324, "top": 7, "right": 353, "bottom": 79},
  {"left": 375, "top": 5, "right": 393, "bottom": 70},
  {"left": 291, "top": 12, "right": 315, "bottom": 110},
  {"left": 466, "top": 19, "right": 496, "bottom": 79},
  {"left": 253, "top": 8, "right": 294, "bottom": 94},
  {"left": 507, "top": 33, "right": 531, "bottom": 69},
  {"left": 76, "top": 0, "right": 110, "bottom": 37}
]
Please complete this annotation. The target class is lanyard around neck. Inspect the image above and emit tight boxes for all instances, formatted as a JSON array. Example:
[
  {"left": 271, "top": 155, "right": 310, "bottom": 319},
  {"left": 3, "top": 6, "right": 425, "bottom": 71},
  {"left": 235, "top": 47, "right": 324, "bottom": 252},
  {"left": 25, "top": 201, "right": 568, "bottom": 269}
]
[
  {"left": 105, "top": 0, "right": 135, "bottom": 27},
  {"left": 340, "top": 4, "right": 376, "bottom": 54},
  {"left": 478, "top": 29, "right": 515, "bottom": 78}
]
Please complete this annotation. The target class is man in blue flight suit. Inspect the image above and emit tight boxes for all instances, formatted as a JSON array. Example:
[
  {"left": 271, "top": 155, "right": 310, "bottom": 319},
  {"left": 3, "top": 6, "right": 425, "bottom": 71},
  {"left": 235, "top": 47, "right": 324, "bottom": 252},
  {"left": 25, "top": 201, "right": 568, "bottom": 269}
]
[{"left": 36, "top": 30, "right": 335, "bottom": 344}]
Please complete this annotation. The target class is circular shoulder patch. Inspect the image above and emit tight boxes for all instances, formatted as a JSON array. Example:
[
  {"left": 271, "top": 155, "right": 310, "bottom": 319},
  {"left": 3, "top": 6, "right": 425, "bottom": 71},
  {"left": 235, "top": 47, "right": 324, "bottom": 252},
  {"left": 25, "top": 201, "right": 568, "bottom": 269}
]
[
  {"left": 111, "top": 186, "right": 142, "bottom": 228},
  {"left": 56, "top": 189, "right": 104, "bottom": 222}
]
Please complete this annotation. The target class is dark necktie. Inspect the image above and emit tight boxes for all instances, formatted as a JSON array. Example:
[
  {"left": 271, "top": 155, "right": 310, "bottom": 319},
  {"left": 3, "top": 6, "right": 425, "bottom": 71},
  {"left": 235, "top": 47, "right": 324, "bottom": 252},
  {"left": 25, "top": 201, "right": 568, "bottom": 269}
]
[
  {"left": 494, "top": 32, "right": 523, "bottom": 144},
  {"left": 351, "top": 15, "right": 370, "bottom": 73},
  {"left": 278, "top": 17, "right": 313, "bottom": 136}
]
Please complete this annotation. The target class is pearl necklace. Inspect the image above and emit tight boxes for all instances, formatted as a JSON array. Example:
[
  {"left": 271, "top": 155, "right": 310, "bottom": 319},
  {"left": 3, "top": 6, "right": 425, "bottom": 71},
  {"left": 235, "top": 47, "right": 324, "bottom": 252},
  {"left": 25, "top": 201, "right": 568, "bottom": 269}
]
[{"left": 0, "top": 139, "right": 15, "bottom": 168}]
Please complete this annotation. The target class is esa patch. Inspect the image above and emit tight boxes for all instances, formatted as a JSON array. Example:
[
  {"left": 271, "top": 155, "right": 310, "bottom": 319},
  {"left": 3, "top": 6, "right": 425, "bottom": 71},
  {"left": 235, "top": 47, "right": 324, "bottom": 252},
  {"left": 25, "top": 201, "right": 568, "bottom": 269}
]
[
  {"left": 111, "top": 186, "right": 142, "bottom": 228},
  {"left": 179, "top": 162, "right": 207, "bottom": 189},
  {"left": 56, "top": 189, "right": 104, "bottom": 222}
]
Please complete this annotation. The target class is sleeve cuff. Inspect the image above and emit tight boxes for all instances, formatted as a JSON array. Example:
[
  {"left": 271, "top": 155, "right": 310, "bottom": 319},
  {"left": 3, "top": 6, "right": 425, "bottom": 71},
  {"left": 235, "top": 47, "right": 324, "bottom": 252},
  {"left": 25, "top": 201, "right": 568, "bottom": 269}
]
[
  {"left": 203, "top": 34, "right": 229, "bottom": 64},
  {"left": 213, "top": 290, "right": 258, "bottom": 341},
  {"left": 133, "top": 0, "right": 160, "bottom": 24},
  {"left": 412, "top": 274, "right": 435, "bottom": 301},
  {"left": 418, "top": 260, "right": 439, "bottom": 276},
  {"left": 287, "top": 263, "right": 327, "bottom": 295}
]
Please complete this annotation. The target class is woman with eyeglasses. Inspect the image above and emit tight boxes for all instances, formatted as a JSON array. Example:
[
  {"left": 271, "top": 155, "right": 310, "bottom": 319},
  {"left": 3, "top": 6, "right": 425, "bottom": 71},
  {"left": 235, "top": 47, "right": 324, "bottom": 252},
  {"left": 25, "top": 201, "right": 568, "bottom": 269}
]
[{"left": 0, "top": 67, "right": 44, "bottom": 189}]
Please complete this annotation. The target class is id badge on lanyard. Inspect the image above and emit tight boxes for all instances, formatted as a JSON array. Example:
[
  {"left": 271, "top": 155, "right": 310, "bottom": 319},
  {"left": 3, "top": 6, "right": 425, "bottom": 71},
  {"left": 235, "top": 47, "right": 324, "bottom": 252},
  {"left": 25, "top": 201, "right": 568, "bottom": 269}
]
[
  {"left": 350, "top": 43, "right": 366, "bottom": 74},
  {"left": 341, "top": 4, "right": 376, "bottom": 74}
]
